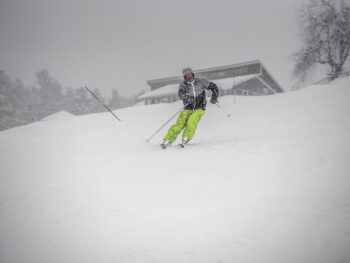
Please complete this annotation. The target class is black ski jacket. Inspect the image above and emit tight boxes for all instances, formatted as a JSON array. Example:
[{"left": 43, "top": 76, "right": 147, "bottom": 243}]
[{"left": 178, "top": 78, "right": 219, "bottom": 110}]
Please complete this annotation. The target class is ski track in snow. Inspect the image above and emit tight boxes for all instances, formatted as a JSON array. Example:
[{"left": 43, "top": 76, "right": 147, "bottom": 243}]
[{"left": 0, "top": 78, "right": 350, "bottom": 263}]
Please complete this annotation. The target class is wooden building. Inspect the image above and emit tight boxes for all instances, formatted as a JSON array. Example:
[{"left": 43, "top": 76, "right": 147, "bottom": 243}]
[{"left": 139, "top": 60, "right": 284, "bottom": 105}]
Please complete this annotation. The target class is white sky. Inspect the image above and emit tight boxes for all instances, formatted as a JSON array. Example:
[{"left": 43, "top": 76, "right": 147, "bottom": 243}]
[{"left": 0, "top": 0, "right": 306, "bottom": 96}]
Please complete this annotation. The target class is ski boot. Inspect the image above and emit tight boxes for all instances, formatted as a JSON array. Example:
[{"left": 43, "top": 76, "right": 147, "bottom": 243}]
[
  {"left": 178, "top": 138, "right": 189, "bottom": 148},
  {"left": 160, "top": 140, "right": 170, "bottom": 149}
]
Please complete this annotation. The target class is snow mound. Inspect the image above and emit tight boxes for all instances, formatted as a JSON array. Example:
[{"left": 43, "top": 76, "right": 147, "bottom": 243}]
[{"left": 41, "top": 111, "right": 75, "bottom": 122}]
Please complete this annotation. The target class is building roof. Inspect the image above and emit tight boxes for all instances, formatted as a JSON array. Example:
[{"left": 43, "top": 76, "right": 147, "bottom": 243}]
[
  {"left": 147, "top": 60, "right": 262, "bottom": 88},
  {"left": 139, "top": 73, "right": 261, "bottom": 100},
  {"left": 145, "top": 60, "right": 283, "bottom": 93}
]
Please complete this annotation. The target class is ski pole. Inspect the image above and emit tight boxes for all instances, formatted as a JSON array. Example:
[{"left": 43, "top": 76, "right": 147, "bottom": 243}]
[
  {"left": 85, "top": 86, "right": 121, "bottom": 122},
  {"left": 146, "top": 104, "right": 187, "bottom": 143},
  {"left": 215, "top": 102, "right": 231, "bottom": 118}
]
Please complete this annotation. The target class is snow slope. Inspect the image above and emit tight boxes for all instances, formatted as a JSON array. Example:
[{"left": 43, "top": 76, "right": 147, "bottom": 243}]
[{"left": 0, "top": 77, "right": 350, "bottom": 263}]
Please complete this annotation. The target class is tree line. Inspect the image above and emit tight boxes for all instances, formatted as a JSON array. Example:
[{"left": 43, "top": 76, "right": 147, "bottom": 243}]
[{"left": 0, "top": 69, "right": 143, "bottom": 131}]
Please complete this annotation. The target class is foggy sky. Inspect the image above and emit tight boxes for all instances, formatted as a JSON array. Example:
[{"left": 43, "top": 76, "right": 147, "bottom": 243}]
[{"left": 0, "top": 0, "right": 305, "bottom": 97}]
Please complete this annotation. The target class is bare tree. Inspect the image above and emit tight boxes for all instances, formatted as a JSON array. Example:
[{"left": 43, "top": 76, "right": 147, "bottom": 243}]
[{"left": 292, "top": 0, "right": 350, "bottom": 82}]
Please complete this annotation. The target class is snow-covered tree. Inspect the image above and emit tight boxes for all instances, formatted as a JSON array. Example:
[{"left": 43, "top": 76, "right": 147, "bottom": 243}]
[
  {"left": 0, "top": 71, "right": 31, "bottom": 130},
  {"left": 292, "top": 0, "right": 350, "bottom": 82},
  {"left": 71, "top": 87, "right": 91, "bottom": 115},
  {"left": 107, "top": 89, "right": 122, "bottom": 110},
  {"left": 88, "top": 88, "right": 106, "bottom": 114},
  {"left": 35, "top": 69, "right": 64, "bottom": 118}
]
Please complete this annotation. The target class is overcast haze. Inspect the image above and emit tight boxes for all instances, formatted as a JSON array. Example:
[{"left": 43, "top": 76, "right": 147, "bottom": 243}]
[{"left": 0, "top": 0, "right": 304, "bottom": 97}]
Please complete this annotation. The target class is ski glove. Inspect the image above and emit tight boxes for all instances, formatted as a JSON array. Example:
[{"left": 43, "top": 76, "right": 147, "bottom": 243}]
[{"left": 210, "top": 98, "right": 217, "bottom": 104}]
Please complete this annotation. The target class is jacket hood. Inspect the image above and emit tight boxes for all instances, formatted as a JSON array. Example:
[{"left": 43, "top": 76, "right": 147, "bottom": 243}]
[{"left": 182, "top": 67, "right": 194, "bottom": 76}]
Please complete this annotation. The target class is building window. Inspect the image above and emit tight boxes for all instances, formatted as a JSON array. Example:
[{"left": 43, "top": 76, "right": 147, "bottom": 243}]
[{"left": 242, "top": 90, "right": 249, "bottom": 96}]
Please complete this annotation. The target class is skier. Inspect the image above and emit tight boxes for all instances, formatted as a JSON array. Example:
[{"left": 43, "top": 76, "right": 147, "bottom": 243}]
[{"left": 161, "top": 67, "right": 219, "bottom": 149}]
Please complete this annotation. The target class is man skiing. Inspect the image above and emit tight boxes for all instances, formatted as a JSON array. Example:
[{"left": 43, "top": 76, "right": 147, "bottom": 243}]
[{"left": 161, "top": 67, "right": 219, "bottom": 149}]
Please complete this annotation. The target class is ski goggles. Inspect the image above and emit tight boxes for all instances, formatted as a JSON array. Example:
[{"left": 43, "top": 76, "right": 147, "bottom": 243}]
[{"left": 184, "top": 73, "right": 194, "bottom": 81}]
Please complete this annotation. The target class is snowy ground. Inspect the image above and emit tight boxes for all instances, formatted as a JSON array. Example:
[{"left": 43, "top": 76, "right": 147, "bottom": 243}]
[{"left": 1, "top": 78, "right": 350, "bottom": 263}]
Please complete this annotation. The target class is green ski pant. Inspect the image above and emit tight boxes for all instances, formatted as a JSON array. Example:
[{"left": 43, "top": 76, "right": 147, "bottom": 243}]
[{"left": 164, "top": 109, "right": 205, "bottom": 143}]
